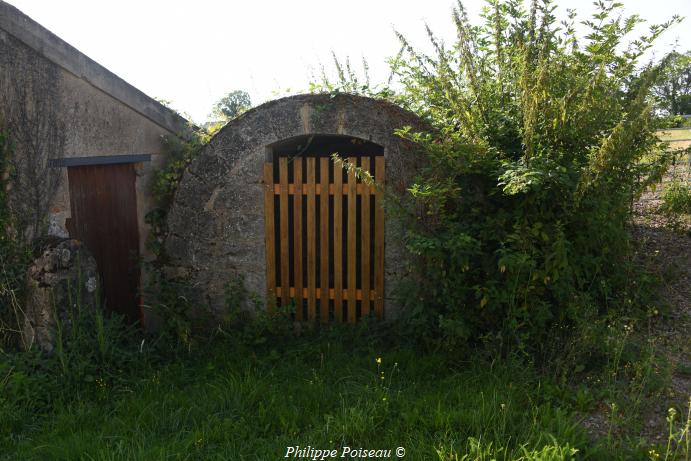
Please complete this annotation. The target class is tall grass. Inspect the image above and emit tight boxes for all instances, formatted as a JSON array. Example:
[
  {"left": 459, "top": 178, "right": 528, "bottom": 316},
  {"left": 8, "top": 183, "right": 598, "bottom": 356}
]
[{"left": 2, "top": 339, "right": 594, "bottom": 460}]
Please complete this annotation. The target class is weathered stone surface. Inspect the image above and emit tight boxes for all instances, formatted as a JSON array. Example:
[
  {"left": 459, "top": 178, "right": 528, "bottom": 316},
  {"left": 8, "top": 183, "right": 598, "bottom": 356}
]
[
  {"left": 0, "top": 0, "right": 188, "bottom": 291},
  {"left": 22, "top": 238, "right": 99, "bottom": 352},
  {"left": 165, "top": 94, "right": 427, "bottom": 318}
]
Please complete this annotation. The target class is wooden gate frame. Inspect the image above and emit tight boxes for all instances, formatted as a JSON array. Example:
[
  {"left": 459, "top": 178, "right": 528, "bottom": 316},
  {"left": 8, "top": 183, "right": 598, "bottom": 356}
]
[{"left": 263, "top": 155, "right": 385, "bottom": 323}]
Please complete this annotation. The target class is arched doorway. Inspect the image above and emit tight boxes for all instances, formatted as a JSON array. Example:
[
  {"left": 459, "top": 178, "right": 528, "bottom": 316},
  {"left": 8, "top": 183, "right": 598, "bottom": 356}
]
[{"left": 164, "top": 94, "right": 427, "bottom": 321}]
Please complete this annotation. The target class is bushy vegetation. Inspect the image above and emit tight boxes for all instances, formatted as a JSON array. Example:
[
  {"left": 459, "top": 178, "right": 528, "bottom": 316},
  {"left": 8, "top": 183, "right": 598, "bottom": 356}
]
[
  {"left": 658, "top": 114, "right": 691, "bottom": 129},
  {"left": 661, "top": 180, "right": 691, "bottom": 215},
  {"left": 0, "top": 303, "right": 147, "bottom": 439},
  {"left": 379, "top": 0, "right": 680, "bottom": 356}
]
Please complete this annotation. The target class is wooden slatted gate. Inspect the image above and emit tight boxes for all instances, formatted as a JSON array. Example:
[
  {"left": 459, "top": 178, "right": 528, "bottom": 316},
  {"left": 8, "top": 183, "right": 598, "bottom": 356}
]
[{"left": 263, "top": 155, "right": 385, "bottom": 323}]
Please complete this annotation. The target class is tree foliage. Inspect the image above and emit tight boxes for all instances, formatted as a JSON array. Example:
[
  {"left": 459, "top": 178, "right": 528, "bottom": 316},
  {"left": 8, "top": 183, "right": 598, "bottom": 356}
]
[
  {"left": 653, "top": 50, "right": 691, "bottom": 115},
  {"left": 387, "top": 0, "right": 680, "bottom": 352},
  {"left": 210, "top": 90, "right": 252, "bottom": 121}
]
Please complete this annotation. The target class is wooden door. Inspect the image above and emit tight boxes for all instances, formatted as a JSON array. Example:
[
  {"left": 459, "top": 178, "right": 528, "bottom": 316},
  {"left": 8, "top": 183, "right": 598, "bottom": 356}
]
[
  {"left": 263, "top": 154, "right": 385, "bottom": 323},
  {"left": 66, "top": 163, "right": 141, "bottom": 323}
]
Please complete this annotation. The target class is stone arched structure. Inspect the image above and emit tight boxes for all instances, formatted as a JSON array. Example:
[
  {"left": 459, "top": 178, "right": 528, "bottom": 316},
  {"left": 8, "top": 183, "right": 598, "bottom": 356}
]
[{"left": 165, "top": 94, "right": 427, "bottom": 318}]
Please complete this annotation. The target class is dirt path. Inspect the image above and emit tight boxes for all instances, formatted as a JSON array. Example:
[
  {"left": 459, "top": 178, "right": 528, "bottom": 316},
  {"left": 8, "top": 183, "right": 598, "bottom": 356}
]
[
  {"left": 631, "top": 148, "right": 691, "bottom": 444},
  {"left": 579, "top": 144, "right": 690, "bottom": 448}
]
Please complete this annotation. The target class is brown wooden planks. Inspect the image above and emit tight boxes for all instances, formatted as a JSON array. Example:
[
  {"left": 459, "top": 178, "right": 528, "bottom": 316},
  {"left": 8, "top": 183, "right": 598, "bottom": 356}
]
[
  {"left": 292, "top": 157, "right": 303, "bottom": 320},
  {"left": 347, "top": 157, "right": 357, "bottom": 323},
  {"left": 374, "top": 156, "right": 386, "bottom": 319},
  {"left": 274, "top": 183, "right": 369, "bottom": 195},
  {"left": 360, "top": 157, "right": 371, "bottom": 318},
  {"left": 319, "top": 157, "right": 330, "bottom": 323},
  {"left": 306, "top": 158, "right": 317, "bottom": 322},
  {"left": 263, "top": 162, "right": 277, "bottom": 311},
  {"left": 279, "top": 157, "right": 290, "bottom": 309},
  {"left": 67, "top": 164, "right": 140, "bottom": 323},
  {"left": 333, "top": 160, "right": 343, "bottom": 322},
  {"left": 265, "top": 153, "right": 385, "bottom": 324}
]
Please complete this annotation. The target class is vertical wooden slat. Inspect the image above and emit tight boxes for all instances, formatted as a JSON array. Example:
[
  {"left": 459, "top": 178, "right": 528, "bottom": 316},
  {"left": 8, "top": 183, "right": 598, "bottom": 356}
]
[
  {"left": 279, "top": 157, "right": 290, "bottom": 309},
  {"left": 319, "top": 157, "right": 330, "bottom": 324},
  {"left": 293, "top": 157, "right": 303, "bottom": 321},
  {"left": 67, "top": 164, "right": 140, "bottom": 323},
  {"left": 306, "top": 158, "right": 317, "bottom": 322},
  {"left": 374, "top": 156, "right": 386, "bottom": 319},
  {"left": 333, "top": 160, "right": 343, "bottom": 322},
  {"left": 360, "top": 157, "right": 371, "bottom": 318},
  {"left": 266, "top": 153, "right": 385, "bottom": 324},
  {"left": 263, "top": 162, "right": 276, "bottom": 311},
  {"left": 347, "top": 157, "right": 357, "bottom": 323}
]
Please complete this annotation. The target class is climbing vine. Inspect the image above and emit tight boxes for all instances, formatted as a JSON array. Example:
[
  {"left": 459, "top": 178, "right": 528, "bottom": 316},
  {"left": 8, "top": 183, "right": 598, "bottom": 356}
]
[
  {"left": 145, "top": 130, "right": 208, "bottom": 262},
  {"left": 0, "top": 126, "right": 31, "bottom": 350},
  {"left": 142, "top": 128, "right": 213, "bottom": 349}
]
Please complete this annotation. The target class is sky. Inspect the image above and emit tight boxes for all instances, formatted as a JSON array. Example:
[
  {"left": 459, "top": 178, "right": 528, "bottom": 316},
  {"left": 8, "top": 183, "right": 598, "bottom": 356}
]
[{"left": 7, "top": 0, "right": 691, "bottom": 123}]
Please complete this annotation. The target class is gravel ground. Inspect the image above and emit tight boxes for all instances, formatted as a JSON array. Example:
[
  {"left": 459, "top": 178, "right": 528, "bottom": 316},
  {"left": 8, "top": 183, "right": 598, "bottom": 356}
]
[
  {"left": 579, "top": 146, "right": 690, "bottom": 448},
  {"left": 631, "top": 155, "right": 690, "bottom": 445}
]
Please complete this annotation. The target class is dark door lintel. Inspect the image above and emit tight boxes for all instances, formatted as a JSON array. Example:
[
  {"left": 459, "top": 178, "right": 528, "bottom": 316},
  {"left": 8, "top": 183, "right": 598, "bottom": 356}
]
[{"left": 49, "top": 154, "right": 151, "bottom": 168}]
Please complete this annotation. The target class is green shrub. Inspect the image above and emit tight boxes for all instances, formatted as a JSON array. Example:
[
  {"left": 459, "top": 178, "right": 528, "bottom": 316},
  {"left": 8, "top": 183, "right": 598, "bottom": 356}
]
[
  {"left": 657, "top": 114, "right": 687, "bottom": 129},
  {"left": 661, "top": 180, "right": 691, "bottom": 214},
  {"left": 141, "top": 270, "right": 214, "bottom": 351},
  {"left": 386, "top": 0, "right": 680, "bottom": 354},
  {"left": 0, "top": 277, "right": 149, "bottom": 436}
]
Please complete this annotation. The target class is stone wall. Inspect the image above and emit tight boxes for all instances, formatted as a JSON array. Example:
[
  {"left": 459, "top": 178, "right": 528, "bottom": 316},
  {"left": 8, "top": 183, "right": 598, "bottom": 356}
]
[
  {"left": 0, "top": 0, "right": 187, "bottom": 265},
  {"left": 165, "top": 94, "right": 427, "bottom": 318}
]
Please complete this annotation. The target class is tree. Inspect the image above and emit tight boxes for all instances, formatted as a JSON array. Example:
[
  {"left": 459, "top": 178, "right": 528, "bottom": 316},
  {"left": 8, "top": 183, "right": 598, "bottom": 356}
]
[
  {"left": 653, "top": 51, "right": 691, "bottom": 115},
  {"left": 210, "top": 90, "right": 252, "bottom": 121}
]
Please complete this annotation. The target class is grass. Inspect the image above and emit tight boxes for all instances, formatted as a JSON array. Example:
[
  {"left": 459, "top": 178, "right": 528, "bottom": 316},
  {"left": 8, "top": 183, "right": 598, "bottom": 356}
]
[
  {"left": 658, "top": 129, "right": 691, "bottom": 142},
  {"left": 2, "top": 334, "right": 598, "bottom": 461},
  {"left": 1, "top": 262, "right": 688, "bottom": 460},
  {"left": 4, "top": 325, "right": 687, "bottom": 461},
  {"left": 1, "top": 297, "right": 688, "bottom": 461}
]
